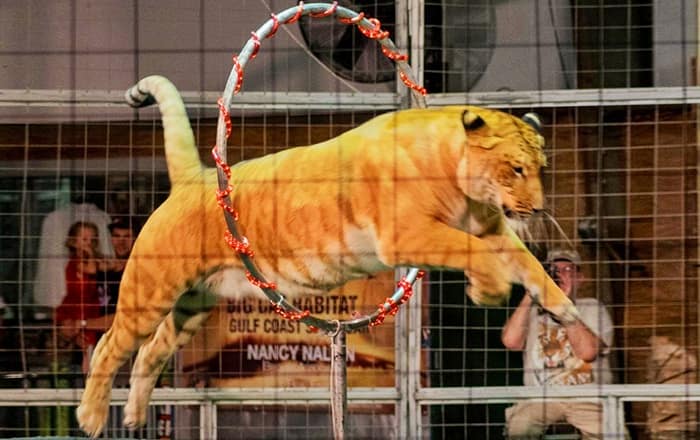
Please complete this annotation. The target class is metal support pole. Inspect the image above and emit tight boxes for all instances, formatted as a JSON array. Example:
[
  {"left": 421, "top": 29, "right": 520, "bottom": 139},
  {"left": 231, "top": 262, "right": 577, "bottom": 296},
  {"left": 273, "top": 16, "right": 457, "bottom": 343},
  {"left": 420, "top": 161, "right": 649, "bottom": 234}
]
[
  {"left": 330, "top": 328, "right": 348, "bottom": 440},
  {"left": 603, "top": 395, "right": 617, "bottom": 438},
  {"left": 200, "top": 399, "right": 216, "bottom": 440}
]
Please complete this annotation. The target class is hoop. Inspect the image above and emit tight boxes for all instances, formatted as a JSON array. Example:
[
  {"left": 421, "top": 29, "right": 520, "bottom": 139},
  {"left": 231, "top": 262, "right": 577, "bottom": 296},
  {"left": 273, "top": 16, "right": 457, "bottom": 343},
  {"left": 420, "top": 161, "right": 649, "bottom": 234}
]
[{"left": 213, "top": 2, "right": 427, "bottom": 334}]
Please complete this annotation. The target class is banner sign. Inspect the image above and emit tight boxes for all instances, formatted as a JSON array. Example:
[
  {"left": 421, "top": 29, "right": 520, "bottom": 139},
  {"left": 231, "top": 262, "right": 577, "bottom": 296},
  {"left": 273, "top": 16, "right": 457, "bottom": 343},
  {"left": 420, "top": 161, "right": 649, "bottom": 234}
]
[{"left": 180, "top": 271, "right": 397, "bottom": 388}]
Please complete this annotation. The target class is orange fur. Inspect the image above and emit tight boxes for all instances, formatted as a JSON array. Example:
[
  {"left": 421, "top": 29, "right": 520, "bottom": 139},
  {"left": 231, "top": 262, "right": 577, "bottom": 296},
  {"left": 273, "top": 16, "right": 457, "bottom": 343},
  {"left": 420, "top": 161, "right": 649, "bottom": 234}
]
[{"left": 77, "top": 76, "right": 578, "bottom": 437}]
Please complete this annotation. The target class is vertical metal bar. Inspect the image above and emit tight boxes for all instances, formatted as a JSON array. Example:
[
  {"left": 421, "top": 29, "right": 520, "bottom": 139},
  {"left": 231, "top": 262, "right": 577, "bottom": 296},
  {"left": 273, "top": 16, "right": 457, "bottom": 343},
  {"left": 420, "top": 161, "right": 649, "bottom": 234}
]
[
  {"left": 395, "top": 268, "right": 410, "bottom": 440},
  {"left": 407, "top": 271, "right": 424, "bottom": 439},
  {"left": 407, "top": 0, "right": 426, "bottom": 108},
  {"left": 395, "top": 0, "right": 410, "bottom": 107},
  {"left": 403, "top": 0, "right": 427, "bottom": 431},
  {"left": 330, "top": 328, "right": 347, "bottom": 440},
  {"left": 617, "top": 396, "right": 627, "bottom": 439},
  {"left": 199, "top": 400, "right": 216, "bottom": 440},
  {"left": 395, "top": 0, "right": 420, "bottom": 436},
  {"left": 211, "top": 402, "right": 218, "bottom": 440},
  {"left": 603, "top": 395, "right": 618, "bottom": 438}
]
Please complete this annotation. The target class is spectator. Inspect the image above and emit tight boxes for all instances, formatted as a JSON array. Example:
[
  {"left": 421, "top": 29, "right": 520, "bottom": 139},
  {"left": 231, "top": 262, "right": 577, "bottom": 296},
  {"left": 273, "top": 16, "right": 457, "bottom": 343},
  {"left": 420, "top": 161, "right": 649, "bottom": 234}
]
[
  {"left": 501, "top": 249, "right": 614, "bottom": 439},
  {"left": 91, "top": 217, "right": 138, "bottom": 386},
  {"left": 54, "top": 218, "right": 138, "bottom": 377},
  {"left": 33, "top": 202, "right": 112, "bottom": 315},
  {"left": 96, "top": 217, "right": 137, "bottom": 317},
  {"left": 54, "top": 221, "right": 104, "bottom": 374}
]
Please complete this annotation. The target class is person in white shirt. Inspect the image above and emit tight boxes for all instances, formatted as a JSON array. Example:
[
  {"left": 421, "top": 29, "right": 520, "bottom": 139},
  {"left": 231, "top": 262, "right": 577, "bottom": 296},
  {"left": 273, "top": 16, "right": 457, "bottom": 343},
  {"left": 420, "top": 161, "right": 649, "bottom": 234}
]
[{"left": 501, "top": 249, "right": 614, "bottom": 439}]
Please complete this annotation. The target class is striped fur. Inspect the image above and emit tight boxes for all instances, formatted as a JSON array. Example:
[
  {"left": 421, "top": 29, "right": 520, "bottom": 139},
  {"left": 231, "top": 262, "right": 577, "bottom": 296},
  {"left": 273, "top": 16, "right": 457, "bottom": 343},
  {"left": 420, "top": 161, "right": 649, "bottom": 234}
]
[{"left": 77, "top": 76, "right": 579, "bottom": 437}]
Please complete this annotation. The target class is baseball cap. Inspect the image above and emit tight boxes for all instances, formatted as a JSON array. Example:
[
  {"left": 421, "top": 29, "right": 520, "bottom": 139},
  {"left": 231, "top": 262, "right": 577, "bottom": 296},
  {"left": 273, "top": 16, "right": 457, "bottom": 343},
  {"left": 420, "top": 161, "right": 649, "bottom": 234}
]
[{"left": 546, "top": 248, "right": 582, "bottom": 266}]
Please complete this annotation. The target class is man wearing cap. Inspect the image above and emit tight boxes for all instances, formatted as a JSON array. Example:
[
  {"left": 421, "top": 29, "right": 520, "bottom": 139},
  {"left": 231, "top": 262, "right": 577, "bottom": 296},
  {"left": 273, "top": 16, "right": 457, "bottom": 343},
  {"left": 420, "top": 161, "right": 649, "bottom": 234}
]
[{"left": 501, "top": 249, "right": 614, "bottom": 439}]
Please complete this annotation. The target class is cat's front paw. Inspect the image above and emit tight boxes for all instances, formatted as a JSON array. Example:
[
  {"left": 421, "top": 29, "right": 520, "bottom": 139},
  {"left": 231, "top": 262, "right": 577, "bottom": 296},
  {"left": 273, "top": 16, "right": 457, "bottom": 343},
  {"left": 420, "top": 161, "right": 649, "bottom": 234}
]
[
  {"left": 542, "top": 297, "right": 579, "bottom": 325},
  {"left": 531, "top": 284, "right": 579, "bottom": 324}
]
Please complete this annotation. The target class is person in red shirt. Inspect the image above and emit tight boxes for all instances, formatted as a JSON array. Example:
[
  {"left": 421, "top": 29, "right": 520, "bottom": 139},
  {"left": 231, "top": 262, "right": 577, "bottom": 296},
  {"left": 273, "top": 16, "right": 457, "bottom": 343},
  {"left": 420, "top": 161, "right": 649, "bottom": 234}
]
[{"left": 54, "top": 221, "right": 104, "bottom": 373}]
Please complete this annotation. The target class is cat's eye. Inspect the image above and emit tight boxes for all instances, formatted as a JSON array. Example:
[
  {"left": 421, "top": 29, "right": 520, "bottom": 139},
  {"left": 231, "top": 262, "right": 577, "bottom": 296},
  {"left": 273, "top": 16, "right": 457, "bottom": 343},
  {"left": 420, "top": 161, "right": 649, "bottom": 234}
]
[{"left": 513, "top": 166, "right": 524, "bottom": 176}]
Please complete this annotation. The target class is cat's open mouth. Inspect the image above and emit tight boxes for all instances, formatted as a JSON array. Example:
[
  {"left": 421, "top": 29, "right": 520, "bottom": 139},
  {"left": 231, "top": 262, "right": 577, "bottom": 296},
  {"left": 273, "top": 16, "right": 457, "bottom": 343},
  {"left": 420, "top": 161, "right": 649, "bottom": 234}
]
[{"left": 503, "top": 207, "right": 535, "bottom": 238}]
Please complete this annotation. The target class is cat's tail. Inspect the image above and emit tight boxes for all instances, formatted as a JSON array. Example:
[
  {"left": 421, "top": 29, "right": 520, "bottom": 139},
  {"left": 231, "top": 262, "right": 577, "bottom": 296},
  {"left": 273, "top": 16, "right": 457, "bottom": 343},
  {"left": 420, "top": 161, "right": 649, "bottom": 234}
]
[{"left": 125, "top": 75, "right": 202, "bottom": 186}]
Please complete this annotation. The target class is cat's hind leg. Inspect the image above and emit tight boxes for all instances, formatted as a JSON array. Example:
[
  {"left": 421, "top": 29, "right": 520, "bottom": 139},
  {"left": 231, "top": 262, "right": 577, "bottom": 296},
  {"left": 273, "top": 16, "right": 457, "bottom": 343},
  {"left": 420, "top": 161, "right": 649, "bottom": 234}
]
[
  {"left": 76, "top": 310, "right": 159, "bottom": 437},
  {"left": 76, "top": 272, "right": 191, "bottom": 437},
  {"left": 123, "top": 288, "right": 217, "bottom": 429}
]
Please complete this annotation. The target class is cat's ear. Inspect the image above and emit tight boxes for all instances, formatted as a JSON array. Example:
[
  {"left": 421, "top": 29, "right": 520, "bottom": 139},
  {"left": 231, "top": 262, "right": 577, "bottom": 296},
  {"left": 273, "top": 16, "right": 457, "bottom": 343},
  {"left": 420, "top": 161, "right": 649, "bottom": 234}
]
[
  {"left": 522, "top": 113, "right": 542, "bottom": 133},
  {"left": 462, "top": 109, "right": 486, "bottom": 131},
  {"left": 463, "top": 109, "right": 499, "bottom": 150}
]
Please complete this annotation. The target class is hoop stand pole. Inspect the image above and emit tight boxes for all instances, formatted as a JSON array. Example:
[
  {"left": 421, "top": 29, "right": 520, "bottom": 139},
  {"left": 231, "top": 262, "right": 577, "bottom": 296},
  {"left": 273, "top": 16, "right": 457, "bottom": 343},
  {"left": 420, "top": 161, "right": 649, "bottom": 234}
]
[{"left": 330, "top": 328, "right": 347, "bottom": 439}]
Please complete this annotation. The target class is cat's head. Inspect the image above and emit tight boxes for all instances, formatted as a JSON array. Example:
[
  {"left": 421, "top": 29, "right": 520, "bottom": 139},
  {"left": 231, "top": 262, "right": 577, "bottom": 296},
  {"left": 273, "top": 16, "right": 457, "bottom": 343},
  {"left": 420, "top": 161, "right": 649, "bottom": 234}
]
[{"left": 456, "top": 107, "right": 546, "bottom": 220}]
